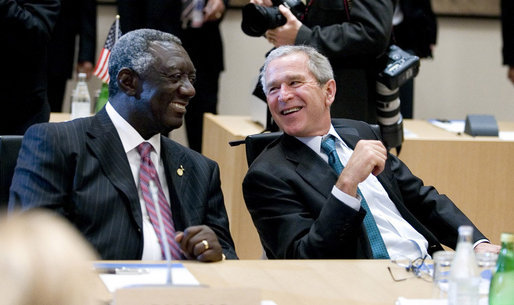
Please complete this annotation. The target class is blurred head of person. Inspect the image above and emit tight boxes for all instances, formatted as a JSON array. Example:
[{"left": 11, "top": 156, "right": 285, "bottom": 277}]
[
  {"left": 260, "top": 45, "right": 336, "bottom": 137},
  {"left": 0, "top": 209, "right": 106, "bottom": 305}
]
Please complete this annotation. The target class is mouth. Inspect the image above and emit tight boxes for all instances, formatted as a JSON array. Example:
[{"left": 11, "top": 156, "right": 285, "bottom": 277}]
[
  {"left": 170, "top": 102, "right": 187, "bottom": 114},
  {"left": 281, "top": 106, "right": 302, "bottom": 115}
]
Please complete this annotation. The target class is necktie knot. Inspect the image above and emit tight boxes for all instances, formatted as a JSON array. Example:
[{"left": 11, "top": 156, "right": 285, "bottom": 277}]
[
  {"left": 321, "top": 135, "right": 337, "bottom": 155},
  {"left": 137, "top": 142, "right": 153, "bottom": 159}
]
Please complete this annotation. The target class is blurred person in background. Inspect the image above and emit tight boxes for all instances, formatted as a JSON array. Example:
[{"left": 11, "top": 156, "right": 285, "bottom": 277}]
[
  {"left": 393, "top": 0, "right": 437, "bottom": 119},
  {"left": 0, "top": 0, "right": 60, "bottom": 135},
  {"left": 47, "top": 0, "right": 96, "bottom": 112},
  {"left": 0, "top": 209, "right": 106, "bottom": 305},
  {"left": 501, "top": 0, "right": 514, "bottom": 85}
]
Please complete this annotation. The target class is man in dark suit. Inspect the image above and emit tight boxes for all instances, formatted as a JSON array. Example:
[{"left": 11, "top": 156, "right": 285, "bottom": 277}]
[
  {"left": 0, "top": 0, "right": 60, "bottom": 135},
  {"left": 242, "top": 45, "right": 499, "bottom": 260},
  {"left": 9, "top": 29, "right": 237, "bottom": 261},
  {"left": 117, "top": 0, "right": 227, "bottom": 153},
  {"left": 47, "top": 0, "right": 96, "bottom": 112}
]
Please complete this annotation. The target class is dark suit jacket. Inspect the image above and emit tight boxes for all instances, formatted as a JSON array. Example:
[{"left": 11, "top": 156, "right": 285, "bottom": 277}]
[
  {"left": 47, "top": 0, "right": 96, "bottom": 79},
  {"left": 243, "top": 119, "right": 485, "bottom": 259},
  {"left": 0, "top": 0, "right": 60, "bottom": 134},
  {"left": 393, "top": 0, "right": 437, "bottom": 58},
  {"left": 501, "top": 0, "right": 514, "bottom": 66},
  {"left": 8, "top": 109, "right": 237, "bottom": 260}
]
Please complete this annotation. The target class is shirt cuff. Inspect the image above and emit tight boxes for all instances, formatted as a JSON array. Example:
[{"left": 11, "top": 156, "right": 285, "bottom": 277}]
[
  {"left": 331, "top": 186, "right": 361, "bottom": 211},
  {"left": 473, "top": 239, "right": 490, "bottom": 249}
]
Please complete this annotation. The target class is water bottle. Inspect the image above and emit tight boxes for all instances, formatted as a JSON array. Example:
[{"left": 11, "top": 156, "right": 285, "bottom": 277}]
[
  {"left": 71, "top": 73, "right": 91, "bottom": 120},
  {"left": 448, "top": 225, "right": 480, "bottom": 305},
  {"left": 489, "top": 232, "right": 514, "bottom": 305},
  {"left": 191, "top": 0, "right": 204, "bottom": 28}
]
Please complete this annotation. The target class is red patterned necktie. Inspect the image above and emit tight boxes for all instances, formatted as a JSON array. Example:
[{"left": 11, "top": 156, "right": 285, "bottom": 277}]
[{"left": 137, "top": 142, "right": 181, "bottom": 259}]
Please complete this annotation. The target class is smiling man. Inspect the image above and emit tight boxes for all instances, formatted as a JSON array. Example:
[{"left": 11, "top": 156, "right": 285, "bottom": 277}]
[
  {"left": 243, "top": 45, "right": 499, "bottom": 260},
  {"left": 9, "top": 29, "right": 237, "bottom": 262}
]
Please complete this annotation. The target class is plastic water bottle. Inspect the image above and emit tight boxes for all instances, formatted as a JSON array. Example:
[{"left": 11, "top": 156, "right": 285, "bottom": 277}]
[
  {"left": 489, "top": 232, "right": 514, "bottom": 305},
  {"left": 448, "top": 225, "right": 480, "bottom": 305},
  {"left": 71, "top": 73, "right": 91, "bottom": 119},
  {"left": 191, "top": 0, "right": 204, "bottom": 28}
]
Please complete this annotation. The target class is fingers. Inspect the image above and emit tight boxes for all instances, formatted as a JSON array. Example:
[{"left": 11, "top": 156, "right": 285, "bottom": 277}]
[{"left": 175, "top": 225, "right": 224, "bottom": 262}]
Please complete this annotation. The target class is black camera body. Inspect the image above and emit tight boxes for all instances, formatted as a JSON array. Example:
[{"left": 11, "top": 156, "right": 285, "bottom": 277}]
[
  {"left": 378, "top": 45, "right": 420, "bottom": 90},
  {"left": 241, "top": 0, "right": 306, "bottom": 37}
]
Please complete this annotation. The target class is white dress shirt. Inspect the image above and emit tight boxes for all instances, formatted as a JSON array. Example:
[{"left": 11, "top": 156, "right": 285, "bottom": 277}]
[
  {"left": 106, "top": 102, "right": 170, "bottom": 260},
  {"left": 297, "top": 125, "right": 429, "bottom": 260}
]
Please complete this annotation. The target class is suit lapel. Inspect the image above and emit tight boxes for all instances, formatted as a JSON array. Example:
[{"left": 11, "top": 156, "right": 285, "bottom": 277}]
[
  {"left": 85, "top": 109, "right": 142, "bottom": 229},
  {"left": 160, "top": 138, "right": 187, "bottom": 230},
  {"left": 282, "top": 135, "right": 337, "bottom": 198}
]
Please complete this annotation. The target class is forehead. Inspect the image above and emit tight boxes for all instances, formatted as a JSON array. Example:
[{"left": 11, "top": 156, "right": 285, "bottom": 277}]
[
  {"left": 265, "top": 52, "right": 314, "bottom": 83},
  {"left": 148, "top": 41, "right": 194, "bottom": 72}
]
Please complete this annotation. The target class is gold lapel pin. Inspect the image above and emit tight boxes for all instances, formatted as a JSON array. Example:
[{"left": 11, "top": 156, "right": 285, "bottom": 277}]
[{"left": 177, "top": 165, "right": 184, "bottom": 177}]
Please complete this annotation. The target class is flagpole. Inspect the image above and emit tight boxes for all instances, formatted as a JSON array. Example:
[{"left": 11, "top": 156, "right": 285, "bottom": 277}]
[{"left": 115, "top": 15, "right": 120, "bottom": 44}]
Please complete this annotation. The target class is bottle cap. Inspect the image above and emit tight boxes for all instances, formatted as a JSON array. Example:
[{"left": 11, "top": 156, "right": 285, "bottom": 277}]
[
  {"left": 458, "top": 225, "right": 473, "bottom": 235},
  {"left": 500, "top": 232, "right": 514, "bottom": 243}
]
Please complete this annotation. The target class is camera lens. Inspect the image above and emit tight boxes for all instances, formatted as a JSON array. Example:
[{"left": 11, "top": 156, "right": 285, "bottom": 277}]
[{"left": 241, "top": 3, "right": 286, "bottom": 37}]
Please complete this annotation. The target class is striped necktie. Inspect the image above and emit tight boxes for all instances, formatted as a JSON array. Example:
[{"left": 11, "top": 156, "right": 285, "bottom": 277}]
[
  {"left": 138, "top": 142, "right": 182, "bottom": 259},
  {"left": 321, "top": 135, "right": 390, "bottom": 259}
]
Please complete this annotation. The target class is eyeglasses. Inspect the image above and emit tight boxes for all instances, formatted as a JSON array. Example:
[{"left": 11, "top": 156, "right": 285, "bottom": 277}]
[{"left": 387, "top": 255, "right": 433, "bottom": 282}]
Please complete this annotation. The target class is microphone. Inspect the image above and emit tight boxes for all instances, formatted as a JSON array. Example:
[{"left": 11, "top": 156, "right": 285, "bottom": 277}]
[{"left": 149, "top": 179, "right": 173, "bottom": 285}]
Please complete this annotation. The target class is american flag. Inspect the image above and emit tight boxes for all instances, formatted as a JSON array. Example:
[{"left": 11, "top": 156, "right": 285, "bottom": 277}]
[{"left": 93, "top": 16, "right": 122, "bottom": 83}]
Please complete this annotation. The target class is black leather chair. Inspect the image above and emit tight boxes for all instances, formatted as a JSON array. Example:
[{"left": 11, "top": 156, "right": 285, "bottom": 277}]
[{"left": 0, "top": 135, "right": 23, "bottom": 209}]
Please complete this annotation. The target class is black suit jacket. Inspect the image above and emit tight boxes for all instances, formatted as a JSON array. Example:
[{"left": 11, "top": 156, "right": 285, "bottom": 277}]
[
  {"left": 47, "top": 0, "right": 96, "bottom": 79},
  {"left": 9, "top": 109, "right": 237, "bottom": 260},
  {"left": 0, "top": 0, "right": 60, "bottom": 134},
  {"left": 243, "top": 119, "right": 485, "bottom": 259}
]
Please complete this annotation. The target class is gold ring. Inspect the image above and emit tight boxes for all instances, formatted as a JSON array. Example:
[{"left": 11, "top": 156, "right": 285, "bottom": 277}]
[
  {"left": 201, "top": 239, "right": 209, "bottom": 250},
  {"left": 215, "top": 12, "right": 222, "bottom": 19}
]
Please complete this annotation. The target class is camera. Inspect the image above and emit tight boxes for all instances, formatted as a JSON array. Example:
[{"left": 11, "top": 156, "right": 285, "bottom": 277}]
[
  {"left": 241, "top": 0, "right": 306, "bottom": 37},
  {"left": 376, "top": 45, "right": 420, "bottom": 151}
]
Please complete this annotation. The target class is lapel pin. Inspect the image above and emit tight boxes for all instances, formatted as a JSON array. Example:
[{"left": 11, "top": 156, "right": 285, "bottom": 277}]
[{"left": 177, "top": 165, "right": 184, "bottom": 177}]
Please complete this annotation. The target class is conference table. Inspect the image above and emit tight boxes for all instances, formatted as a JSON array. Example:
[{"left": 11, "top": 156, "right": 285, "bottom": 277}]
[
  {"left": 202, "top": 114, "right": 514, "bottom": 259},
  {"left": 97, "top": 259, "right": 436, "bottom": 305}
]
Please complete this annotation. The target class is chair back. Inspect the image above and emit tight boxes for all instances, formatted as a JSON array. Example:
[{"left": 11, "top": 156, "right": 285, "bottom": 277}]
[
  {"left": 243, "top": 119, "right": 381, "bottom": 167},
  {"left": 0, "top": 136, "right": 23, "bottom": 209}
]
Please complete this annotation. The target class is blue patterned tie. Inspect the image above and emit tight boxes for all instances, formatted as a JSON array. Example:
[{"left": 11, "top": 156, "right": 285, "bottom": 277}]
[{"left": 321, "top": 135, "right": 390, "bottom": 259}]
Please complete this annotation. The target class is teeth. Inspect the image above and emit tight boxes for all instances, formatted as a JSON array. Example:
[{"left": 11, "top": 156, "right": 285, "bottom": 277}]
[
  {"left": 283, "top": 107, "right": 301, "bottom": 115},
  {"left": 172, "top": 103, "right": 186, "bottom": 110}
]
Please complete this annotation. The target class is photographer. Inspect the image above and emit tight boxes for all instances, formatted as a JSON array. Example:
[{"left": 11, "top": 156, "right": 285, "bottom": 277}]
[{"left": 248, "top": 0, "right": 394, "bottom": 123}]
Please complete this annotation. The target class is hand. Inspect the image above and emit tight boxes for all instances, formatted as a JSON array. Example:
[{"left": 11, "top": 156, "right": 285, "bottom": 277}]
[
  {"left": 474, "top": 242, "right": 501, "bottom": 254},
  {"left": 335, "top": 140, "right": 387, "bottom": 197},
  {"left": 264, "top": 5, "right": 302, "bottom": 46},
  {"left": 203, "top": 0, "right": 225, "bottom": 22},
  {"left": 508, "top": 66, "right": 514, "bottom": 85},
  {"left": 77, "top": 61, "right": 94, "bottom": 80},
  {"left": 175, "top": 225, "right": 224, "bottom": 262},
  {"left": 250, "top": 0, "right": 273, "bottom": 6}
]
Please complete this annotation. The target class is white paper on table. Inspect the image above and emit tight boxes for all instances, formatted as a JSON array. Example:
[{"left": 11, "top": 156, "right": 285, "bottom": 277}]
[{"left": 96, "top": 263, "right": 199, "bottom": 293}]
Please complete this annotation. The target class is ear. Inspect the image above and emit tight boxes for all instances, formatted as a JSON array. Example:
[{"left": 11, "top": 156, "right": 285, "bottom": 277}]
[
  {"left": 117, "top": 68, "right": 139, "bottom": 97},
  {"left": 323, "top": 79, "right": 336, "bottom": 107}
]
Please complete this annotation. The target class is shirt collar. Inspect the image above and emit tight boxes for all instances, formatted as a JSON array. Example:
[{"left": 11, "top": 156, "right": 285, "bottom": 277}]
[
  {"left": 296, "top": 124, "right": 346, "bottom": 154},
  {"left": 105, "top": 101, "right": 161, "bottom": 155}
]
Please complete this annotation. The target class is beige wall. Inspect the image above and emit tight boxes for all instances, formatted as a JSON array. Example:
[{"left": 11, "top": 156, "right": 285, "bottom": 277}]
[{"left": 85, "top": 6, "right": 514, "bottom": 146}]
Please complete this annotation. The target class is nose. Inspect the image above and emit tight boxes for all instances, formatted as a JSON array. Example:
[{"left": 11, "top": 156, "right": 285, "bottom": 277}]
[
  {"left": 179, "top": 78, "right": 196, "bottom": 98},
  {"left": 278, "top": 84, "right": 293, "bottom": 103}
]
